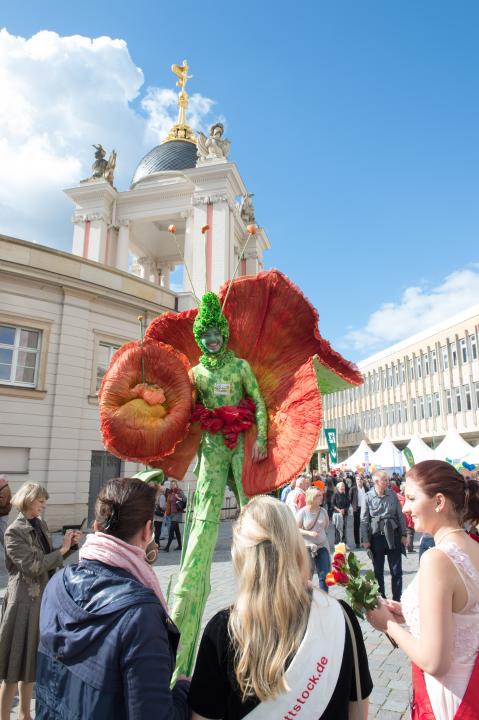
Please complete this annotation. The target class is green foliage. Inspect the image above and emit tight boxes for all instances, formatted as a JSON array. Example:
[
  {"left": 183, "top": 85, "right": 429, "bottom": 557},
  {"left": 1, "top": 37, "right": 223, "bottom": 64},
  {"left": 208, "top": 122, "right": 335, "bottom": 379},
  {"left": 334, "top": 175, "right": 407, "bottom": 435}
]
[
  {"left": 193, "top": 292, "right": 230, "bottom": 347},
  {"left": 342, "top": 552, "right": 380, "bottom": 619}
]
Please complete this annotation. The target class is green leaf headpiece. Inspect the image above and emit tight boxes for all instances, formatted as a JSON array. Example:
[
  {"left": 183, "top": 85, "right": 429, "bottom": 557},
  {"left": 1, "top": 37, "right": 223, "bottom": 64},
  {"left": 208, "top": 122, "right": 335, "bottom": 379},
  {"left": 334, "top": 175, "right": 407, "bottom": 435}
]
[{"left": 193, "top": 292, "right": 230, "bottom": 353}]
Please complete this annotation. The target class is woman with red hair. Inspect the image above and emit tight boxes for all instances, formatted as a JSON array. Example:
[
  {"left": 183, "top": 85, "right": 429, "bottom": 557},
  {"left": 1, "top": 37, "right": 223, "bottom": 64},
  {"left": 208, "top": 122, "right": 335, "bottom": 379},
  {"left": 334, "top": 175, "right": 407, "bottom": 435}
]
[{"left": 366, "top": 460, "right": 479, "bottom": 719}]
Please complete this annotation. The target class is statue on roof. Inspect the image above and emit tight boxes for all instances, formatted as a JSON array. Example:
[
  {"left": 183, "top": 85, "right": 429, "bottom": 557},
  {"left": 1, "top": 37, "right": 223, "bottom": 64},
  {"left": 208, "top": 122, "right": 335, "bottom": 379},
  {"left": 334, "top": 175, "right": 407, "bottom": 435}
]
[
  {"left": 240, "top": 192, "right": 255, "bottom": 224},
  {"left": 197, "top": 123, "right": 231, "bottom": 163},
  {"left": 83, "top": 144, "right": 116, "bottom": 185}
]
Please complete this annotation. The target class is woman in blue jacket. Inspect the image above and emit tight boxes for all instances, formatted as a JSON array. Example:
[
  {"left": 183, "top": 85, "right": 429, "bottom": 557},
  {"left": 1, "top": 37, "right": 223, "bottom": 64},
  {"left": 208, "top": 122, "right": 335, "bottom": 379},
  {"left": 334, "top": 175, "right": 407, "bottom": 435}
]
[{"left": 36, "top": 477, "right": 190, "bottom": 719}]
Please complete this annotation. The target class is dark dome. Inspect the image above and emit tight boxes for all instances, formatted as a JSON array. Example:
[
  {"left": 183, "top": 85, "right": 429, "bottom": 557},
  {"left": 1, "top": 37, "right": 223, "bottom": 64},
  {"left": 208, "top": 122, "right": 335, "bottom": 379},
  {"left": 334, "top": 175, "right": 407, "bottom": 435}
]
[{"left": 131, "top": 140, "right": 198, "bottom": 185}]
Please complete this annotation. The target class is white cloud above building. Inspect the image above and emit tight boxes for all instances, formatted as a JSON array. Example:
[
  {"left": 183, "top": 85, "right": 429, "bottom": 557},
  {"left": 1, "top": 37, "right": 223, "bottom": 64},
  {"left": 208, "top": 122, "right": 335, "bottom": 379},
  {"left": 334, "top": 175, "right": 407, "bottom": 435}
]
[
  {"left": 0, "top": 28, "right": 216, "bottom": 249},
  {"left": 343, "top": 265, "right": 479, "bottom": 354}
]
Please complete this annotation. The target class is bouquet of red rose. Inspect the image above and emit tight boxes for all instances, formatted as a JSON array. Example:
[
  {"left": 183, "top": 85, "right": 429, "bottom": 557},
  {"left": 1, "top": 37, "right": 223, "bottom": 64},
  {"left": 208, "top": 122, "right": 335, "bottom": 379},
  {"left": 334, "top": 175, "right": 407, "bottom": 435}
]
[{"left": 325, "top": 543, "right": 380, "bottom": 619}]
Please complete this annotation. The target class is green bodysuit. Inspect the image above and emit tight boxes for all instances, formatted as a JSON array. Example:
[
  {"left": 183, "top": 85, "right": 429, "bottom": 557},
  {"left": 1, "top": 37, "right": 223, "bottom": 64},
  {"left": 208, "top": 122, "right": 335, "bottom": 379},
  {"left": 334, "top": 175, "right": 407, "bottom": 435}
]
[{"left": 171, "top": 351, "right": 267, "bottom": 677}]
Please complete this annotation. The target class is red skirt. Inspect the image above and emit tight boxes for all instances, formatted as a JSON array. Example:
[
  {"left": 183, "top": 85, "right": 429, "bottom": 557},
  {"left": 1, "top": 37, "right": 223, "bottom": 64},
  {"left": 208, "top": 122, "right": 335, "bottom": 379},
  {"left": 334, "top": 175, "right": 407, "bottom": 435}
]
[{"left": 411, "top": 652, "right": 479, "bottom": 720}]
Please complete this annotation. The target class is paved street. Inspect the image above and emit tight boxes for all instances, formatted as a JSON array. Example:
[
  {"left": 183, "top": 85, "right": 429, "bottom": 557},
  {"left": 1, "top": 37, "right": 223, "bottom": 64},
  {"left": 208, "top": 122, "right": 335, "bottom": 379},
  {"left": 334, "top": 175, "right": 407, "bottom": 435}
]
[{"left": 0, "top": 516, "right": 416, "bottom": 719}]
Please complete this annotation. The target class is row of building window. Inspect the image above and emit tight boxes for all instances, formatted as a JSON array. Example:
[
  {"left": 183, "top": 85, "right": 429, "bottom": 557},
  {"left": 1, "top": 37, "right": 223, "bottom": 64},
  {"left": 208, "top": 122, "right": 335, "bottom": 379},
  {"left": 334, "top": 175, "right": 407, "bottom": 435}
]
[
  {"left": 330, "top": 383, "right": 479, "bottom": 435},
  {"left": 0, "top": 323, "right": 121, "bottom": 392},
  {"left": 325, "top": 333, "right": 478, "bottom": 409}
]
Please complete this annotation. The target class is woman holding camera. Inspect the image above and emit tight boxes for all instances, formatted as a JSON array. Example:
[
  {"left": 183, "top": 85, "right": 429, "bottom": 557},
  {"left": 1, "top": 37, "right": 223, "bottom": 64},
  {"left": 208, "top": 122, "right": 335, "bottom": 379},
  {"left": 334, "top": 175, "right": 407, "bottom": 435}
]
[{"left": 0, "top": 483, "right": 79, "bottom": 720}]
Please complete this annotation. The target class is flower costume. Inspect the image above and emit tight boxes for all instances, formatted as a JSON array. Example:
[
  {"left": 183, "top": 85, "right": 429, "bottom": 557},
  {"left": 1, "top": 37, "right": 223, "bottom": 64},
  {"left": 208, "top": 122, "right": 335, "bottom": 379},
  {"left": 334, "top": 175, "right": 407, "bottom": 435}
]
[{"left": 99, "top": 269, "right": 362, "bottom": 676}]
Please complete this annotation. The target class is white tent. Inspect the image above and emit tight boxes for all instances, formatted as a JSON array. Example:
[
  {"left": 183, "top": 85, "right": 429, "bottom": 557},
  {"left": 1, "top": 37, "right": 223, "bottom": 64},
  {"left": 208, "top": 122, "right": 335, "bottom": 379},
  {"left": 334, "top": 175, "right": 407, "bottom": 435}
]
[
  {"left": 335, "top": 439, "right": 375, "bottom": 471},
  {"left": 462, "top": 443, "right": 479, "bottom": 465},
  {"left": 404, "top": 434, "right": 434, "bottom": 467},
  {"left": 434, "top": 429, "right": 473, "bottom": 462},
  {"left": 373, "top": 436, "right": 405, "bottom": 472}
]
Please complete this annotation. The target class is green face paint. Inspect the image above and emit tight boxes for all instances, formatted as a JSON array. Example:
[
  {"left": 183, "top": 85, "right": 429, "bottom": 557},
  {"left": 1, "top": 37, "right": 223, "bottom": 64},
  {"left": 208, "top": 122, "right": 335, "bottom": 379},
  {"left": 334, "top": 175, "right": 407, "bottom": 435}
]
[{"left": 201, "top": 326, "right": 224, "bottom": 354}]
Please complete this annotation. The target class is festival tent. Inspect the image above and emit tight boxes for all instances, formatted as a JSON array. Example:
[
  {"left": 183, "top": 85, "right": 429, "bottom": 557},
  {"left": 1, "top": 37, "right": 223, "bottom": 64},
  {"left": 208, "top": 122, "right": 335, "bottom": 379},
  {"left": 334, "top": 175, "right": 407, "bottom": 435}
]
[
  {"left": 462, "top": 443, "right": 479, "bottom": 465},
  {"left": 334, "top": 439, "right": 375, "bottom": 471},
  {"left": 404, "top": 434, "right": 434, "bottom": 468},
  {"left": 433, "top": 429, "right": 474, "bottom": 462},
  {"left": 373, "top": 436, "right": 405, "bottom": 473}
]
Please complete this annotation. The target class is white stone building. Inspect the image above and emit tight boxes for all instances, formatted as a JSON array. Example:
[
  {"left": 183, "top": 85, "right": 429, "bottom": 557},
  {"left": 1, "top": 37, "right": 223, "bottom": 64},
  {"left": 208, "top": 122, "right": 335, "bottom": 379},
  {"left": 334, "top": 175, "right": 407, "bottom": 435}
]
[
  {"left": 0, "top": 63, "right": 269, "bottom": 528},
  {"left": 316, "top": 305, "right": 479, "bottom": 465}
]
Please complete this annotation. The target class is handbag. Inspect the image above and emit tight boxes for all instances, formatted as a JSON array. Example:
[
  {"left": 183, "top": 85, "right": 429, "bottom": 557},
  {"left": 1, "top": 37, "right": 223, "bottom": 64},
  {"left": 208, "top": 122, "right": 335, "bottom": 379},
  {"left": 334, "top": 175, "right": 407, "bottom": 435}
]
[
  {"left": 341, "top": 605, "right": 366, "bottom": 720},
  {"left": 302, "top": 508, "right": 322, "bottom": 560}
]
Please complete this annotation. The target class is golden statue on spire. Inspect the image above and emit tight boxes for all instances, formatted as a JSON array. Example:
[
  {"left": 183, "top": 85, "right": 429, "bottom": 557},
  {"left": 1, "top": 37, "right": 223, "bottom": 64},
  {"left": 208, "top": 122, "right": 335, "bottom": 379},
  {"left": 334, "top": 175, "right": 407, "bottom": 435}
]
[
  {"left": 163, "top": 59, "right": 197, "bottom": 145},
  {"left": 171, "top": 60, "right": 192, "bottom": 90}
]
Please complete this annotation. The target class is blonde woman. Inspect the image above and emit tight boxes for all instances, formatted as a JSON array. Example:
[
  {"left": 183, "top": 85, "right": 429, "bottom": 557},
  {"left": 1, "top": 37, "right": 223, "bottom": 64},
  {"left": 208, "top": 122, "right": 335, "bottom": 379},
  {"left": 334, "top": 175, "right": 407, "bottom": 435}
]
[
  {"left": 0, "top": 483, "right": 79, "bottom": 720},
  {"left": 190, "top": 496, "right": 372, "bottom": 720},
  {"left": 297, "top": 487, "right": 331, "bottom": 592}
]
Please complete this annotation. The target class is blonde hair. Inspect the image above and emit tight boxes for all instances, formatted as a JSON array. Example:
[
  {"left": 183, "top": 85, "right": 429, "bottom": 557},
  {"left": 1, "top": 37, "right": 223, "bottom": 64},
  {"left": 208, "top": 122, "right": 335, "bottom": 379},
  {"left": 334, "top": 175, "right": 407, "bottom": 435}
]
[
  {"left": 11, "top": 482, "right": 49, "bottom": 513},
  {"left": 305, "top": 487, "right": 322, "bottom": 505},
  {"left": 228, "top": 496, "right": 311, "bottom": 702}
]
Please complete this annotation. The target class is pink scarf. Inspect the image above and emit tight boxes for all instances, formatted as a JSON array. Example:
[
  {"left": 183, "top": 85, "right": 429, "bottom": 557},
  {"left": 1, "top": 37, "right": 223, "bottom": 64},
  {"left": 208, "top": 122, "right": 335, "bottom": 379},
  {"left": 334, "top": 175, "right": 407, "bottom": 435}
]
[{"left": 80, "top": 532, "right": 168, "bottom": 612}]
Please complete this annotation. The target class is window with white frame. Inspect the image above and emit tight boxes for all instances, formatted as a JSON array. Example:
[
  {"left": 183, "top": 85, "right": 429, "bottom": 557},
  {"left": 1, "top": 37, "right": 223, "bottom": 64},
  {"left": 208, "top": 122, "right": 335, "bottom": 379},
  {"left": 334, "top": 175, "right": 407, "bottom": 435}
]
[
  {"left": 419, "top": 397, "right": 425, "bottom": 420},
  {"left": 475, "top": 382, "right": 479, "bottom": 409},
  {"left": 441, "top": 345, "right": 449, "bottom": 371},
  {"left": 96, "top": 342, "right": 122, "bottom": 392},
  {"left": 445, "top": 389, "right": 452, "bottom": 414},
  {"left": 451, "top": 343, "right": 458, "bottom": 368},
  {"left": 470, "top": 334, "right": 477, "bottom": 361},
  {"left": 424, "top": 353, "right": 430, "bottom": 376},
  {"left": 455, "top": 387, "right": 462, "bottom": 413},
  {"left": 395, "top": 363, "right": 399, "bottom": 386},
  {"left": 409, "top": 358, "right": 415, "bottom": 381},
  {"left": 0, "top": 324, "right": 41, "bottom": 387},
  {"left": 411, "top": 398, "right": 417, "bottom": 421},
  {"left": 416, "top": 357, "right": 422, "bottom": 379},
  {"left": 431, "top": 349, "right": 438, "bottom": 373},
  {"left": 464, "top": 384, "right": 472, "bottom": 411},
  {"left": 400, "top": 361, "right": 405, "bottom": 384},
  {"left": 434, "top": 392, "right": 441, "bottom": 416},
  {"left": 426, "top": 394, "right": 432, "bottom": 419},
  {"left": 460, "top": 338, "right": 468, "bottom": 364}
]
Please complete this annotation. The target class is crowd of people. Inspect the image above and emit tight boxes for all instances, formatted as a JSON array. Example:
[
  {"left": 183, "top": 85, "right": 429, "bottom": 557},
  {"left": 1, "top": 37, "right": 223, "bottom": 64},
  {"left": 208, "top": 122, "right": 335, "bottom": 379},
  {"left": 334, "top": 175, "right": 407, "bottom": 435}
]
[{"left": 0, "top": 460, "right": 477, "bottom": 719}]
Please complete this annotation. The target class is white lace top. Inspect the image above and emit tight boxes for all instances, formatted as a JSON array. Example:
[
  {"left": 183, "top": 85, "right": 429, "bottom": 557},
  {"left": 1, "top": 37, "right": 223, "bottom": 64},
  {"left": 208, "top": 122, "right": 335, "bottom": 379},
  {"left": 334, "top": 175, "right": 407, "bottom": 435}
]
[{"left": 402, "top": 541, "right": 479, "bottom": 720}]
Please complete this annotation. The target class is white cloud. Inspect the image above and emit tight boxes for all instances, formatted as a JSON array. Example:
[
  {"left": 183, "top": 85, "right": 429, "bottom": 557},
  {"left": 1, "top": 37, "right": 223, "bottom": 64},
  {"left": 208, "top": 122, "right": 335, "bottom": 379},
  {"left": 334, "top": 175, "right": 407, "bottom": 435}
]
[
  {"left": 343, "top": 266, "right": 479, "bottom": 353},
  {"left": 0, "top": 29, "right": 217, "bottom": 249}
]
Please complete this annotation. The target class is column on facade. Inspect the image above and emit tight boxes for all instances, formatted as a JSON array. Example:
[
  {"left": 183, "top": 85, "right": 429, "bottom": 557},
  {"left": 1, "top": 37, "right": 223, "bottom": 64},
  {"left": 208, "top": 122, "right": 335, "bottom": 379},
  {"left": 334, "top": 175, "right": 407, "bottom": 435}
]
[
  {"left": 45, "top": 288, "right": 93, "bottom": 525},
  {"left": 186, "top": 202, "right": 208, "bottom": 298},
  {"left": 116, "top": 220, "right": 130, "bottom": 272},
  {"left": 211, "top": 197, "right": 231, "bottom": 293}
]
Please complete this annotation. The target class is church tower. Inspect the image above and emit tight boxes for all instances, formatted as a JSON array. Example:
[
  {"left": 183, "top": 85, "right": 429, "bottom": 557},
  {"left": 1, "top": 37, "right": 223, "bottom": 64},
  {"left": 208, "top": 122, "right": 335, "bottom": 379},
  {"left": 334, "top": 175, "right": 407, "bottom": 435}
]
[{"left": 65, "top": 60, "right": 270, "bottom": 309}]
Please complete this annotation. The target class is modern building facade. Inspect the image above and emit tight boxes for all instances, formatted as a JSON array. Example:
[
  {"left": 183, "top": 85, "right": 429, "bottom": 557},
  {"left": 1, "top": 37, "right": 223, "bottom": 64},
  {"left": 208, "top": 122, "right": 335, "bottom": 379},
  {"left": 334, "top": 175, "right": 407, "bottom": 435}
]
[{"left": 317, "top": 305, "right": 479, "bottom": 464}]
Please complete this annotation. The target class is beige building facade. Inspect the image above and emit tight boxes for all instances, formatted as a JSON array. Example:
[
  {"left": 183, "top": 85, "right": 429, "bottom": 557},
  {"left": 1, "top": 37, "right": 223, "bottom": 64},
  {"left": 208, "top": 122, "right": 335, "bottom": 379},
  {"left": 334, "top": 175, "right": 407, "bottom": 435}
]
[
  {"left": 0, "top": 235, "right": 180, "bottom": 529},
  {"left": 318, "top": 306, "right": 479, "bottom": 463}
]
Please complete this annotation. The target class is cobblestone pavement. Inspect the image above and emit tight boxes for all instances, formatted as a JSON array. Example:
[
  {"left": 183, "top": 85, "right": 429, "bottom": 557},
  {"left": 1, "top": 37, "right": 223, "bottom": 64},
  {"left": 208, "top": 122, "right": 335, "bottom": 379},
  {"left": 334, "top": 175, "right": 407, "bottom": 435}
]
[{"left": 0, "top": 515, "right": 417, "bottom": 719}]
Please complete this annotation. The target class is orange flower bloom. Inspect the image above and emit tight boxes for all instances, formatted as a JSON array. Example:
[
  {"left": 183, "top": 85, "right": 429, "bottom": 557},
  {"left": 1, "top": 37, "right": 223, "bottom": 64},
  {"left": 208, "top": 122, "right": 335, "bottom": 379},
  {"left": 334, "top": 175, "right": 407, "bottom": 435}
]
[{"left": 99, "top": 339, "right": 194, "bottom": 465}]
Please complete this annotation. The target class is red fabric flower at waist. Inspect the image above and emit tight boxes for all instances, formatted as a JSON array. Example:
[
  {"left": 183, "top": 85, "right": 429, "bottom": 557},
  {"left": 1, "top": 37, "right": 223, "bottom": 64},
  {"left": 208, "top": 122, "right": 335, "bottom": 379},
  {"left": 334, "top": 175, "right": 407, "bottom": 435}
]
[{"left": 192, "top": 397, "right": 256, "bottom": 449}]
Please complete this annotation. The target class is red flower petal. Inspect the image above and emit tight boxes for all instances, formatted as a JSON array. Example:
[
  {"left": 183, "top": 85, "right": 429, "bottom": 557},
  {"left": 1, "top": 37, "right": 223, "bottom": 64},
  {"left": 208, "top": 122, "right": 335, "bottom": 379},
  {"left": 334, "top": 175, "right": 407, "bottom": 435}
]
[
  {"left": 145, "top": 309, "right": 200, "bottom": 366},
  {"left": 242, "top": 358, "right": 322, "bottom": 496},
  {"left": 99, "top": 339, "right": 194, "bottom": 464},
  {"left": 148, "top": 421, "right": 202, "bottom": 479},
  {"left": 218, "top": 270, "right": 361, "bottom": 495}
]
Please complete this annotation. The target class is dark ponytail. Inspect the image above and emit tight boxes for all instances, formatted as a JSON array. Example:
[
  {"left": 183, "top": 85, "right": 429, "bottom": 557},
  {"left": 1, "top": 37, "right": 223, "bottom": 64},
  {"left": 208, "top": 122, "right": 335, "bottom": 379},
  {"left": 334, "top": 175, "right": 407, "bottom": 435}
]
[
  {"left": 464, "top": 476, "right": 479, "bottom": 525},
  {"left": 94, "top": 477, "right": 156, "bottom": 542},
  {"left": 407, "top": 460, "right": 479, "bottom": 525}
]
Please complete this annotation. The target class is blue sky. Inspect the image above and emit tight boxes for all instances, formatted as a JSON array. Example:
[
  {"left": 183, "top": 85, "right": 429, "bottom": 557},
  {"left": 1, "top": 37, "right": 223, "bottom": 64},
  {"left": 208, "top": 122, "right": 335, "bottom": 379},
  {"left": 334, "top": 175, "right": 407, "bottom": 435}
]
[{"left": 1, "top": 1, "right": 478, "bottom": 360}]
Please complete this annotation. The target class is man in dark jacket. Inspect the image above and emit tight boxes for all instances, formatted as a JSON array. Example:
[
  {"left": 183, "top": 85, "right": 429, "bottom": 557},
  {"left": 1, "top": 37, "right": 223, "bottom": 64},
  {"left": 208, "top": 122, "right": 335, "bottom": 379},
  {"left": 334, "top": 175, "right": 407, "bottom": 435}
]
[
  {"left": 360, "top": 471, "right": 408, "bottom": 601},
  {"left": 36, "top": 560, "right": 190, "bottom": 719}
]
